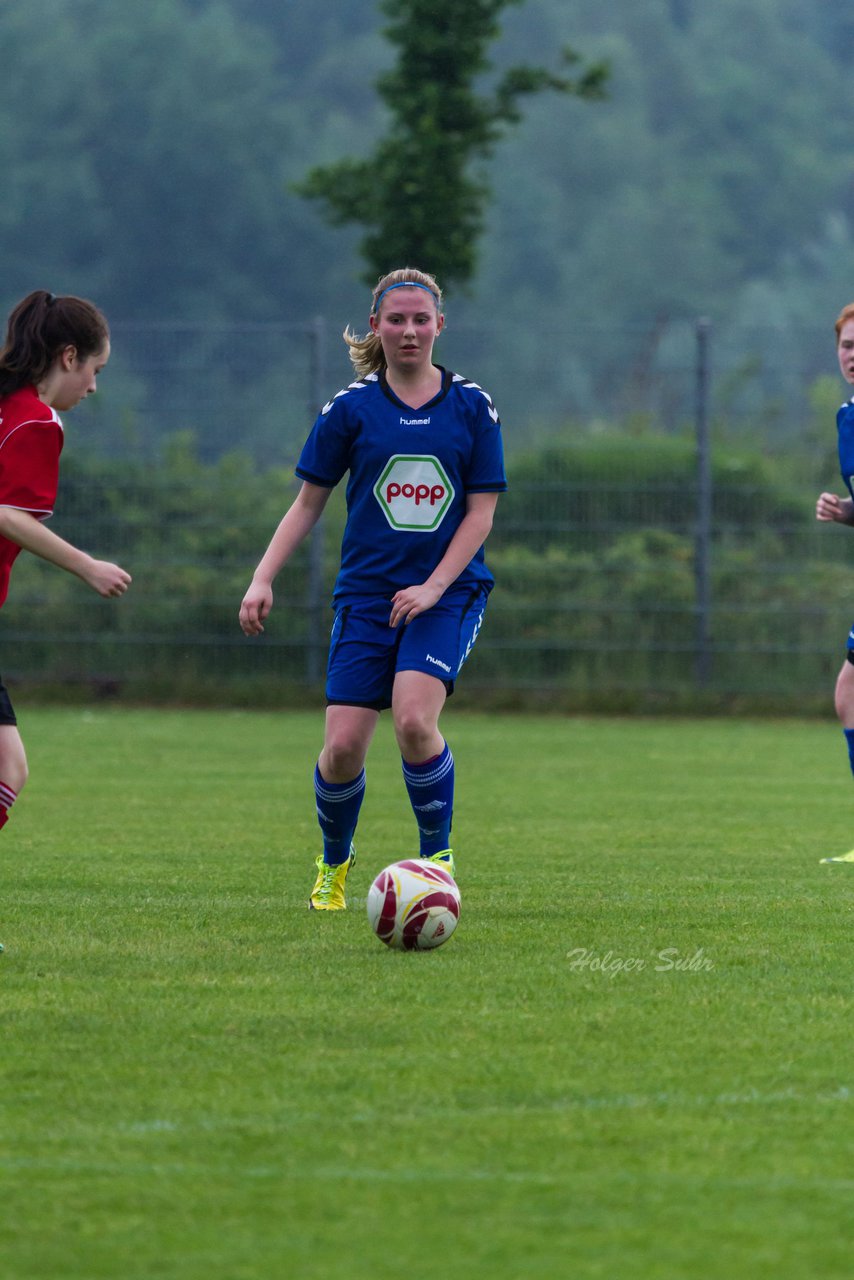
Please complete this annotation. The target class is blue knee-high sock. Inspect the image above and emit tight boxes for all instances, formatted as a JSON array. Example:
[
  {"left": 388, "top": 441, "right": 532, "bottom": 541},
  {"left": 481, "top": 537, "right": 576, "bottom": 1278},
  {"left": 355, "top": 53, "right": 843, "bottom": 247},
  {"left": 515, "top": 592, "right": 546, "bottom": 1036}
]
[
  {"left": 402, "top": 743, "right": 454, "bottom": 857},
  {"left": 844, "top": 729, "right": 854, "bottom": 777},
  {"left": 315, "top": 765, "right": 365, "bottom": 865}
]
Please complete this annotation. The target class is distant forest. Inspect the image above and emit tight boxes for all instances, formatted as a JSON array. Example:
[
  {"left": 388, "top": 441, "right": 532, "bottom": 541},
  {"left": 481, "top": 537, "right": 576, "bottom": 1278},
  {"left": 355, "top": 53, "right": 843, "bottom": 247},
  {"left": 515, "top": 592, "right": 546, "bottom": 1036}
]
[{"left": 3, "top": 0, "right": 854, "bottom": 441}]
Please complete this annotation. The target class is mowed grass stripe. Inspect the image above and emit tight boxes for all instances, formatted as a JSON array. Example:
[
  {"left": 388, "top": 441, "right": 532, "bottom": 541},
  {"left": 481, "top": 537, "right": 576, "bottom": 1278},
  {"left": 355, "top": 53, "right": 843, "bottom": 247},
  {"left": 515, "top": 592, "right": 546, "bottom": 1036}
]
[{"left": 1, "top": 708, "right": 853, "bottom": 1279}]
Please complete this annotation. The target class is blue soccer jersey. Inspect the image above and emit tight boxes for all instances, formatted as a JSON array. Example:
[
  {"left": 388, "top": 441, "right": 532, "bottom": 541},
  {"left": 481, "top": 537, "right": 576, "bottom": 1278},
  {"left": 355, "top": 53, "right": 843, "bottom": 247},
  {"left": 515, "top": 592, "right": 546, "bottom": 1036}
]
[
  {"left": 839, "top": 398, "right": 854, "bottom": 499},
  {"left": 296, "top": 367, "right": 507, "bottom": 605}
]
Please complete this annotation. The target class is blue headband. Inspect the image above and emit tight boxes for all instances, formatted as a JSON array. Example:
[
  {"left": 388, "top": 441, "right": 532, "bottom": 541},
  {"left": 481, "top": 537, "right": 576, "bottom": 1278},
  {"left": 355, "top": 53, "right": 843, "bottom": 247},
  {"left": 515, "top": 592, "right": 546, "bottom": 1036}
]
[{"left": 373, "top": 281, "right": 438, "bottom": 313}]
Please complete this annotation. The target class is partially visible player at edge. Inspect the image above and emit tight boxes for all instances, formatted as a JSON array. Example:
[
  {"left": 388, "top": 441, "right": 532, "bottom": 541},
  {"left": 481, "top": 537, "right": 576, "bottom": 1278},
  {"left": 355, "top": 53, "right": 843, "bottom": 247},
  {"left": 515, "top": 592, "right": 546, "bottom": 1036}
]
[
  {"left": 0, "top": 291, "right": 132, "bottom": 848},
  {"left": 239, "top": 267, "right": 507, "bottom": 910},
  {"left": 816, "top": 301, "right": 854, "bottom": 862}
]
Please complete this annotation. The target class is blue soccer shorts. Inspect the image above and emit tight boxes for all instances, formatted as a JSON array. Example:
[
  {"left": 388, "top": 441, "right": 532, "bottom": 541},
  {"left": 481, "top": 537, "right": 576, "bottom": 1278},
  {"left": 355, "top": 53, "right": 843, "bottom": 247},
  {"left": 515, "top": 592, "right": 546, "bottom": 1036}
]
[{"left": 326, "top": 585, "right": 490, "bottom": 710}]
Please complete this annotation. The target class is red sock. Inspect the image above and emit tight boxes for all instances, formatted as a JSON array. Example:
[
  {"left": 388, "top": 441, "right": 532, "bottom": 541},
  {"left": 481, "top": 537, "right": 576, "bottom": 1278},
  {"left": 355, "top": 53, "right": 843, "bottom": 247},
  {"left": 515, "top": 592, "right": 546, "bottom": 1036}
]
[{"left": 0, "top": 779, "right": 18, "bottom": 830}]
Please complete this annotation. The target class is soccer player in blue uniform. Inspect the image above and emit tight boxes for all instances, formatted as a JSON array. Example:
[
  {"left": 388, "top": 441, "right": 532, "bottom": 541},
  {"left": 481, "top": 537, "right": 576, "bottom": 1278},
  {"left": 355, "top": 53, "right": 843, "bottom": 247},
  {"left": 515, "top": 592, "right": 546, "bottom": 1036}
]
[
  {"left": 817, "top": 302, "right": 854, "bottom": 862},
  {"left": 239, "top": 268, "right": 507, "bottom": 909}
]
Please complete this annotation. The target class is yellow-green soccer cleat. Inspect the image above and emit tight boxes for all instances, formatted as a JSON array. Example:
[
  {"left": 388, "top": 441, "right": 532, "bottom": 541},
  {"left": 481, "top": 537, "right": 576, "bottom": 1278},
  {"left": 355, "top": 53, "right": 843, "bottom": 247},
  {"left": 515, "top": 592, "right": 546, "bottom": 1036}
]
[
  {"left": 820, "top": 849, "right": 854, "bottom": 864},
  {"left": 424, "top": 848, "right": 456, "bottom": 878},
  {"left": 309, "top": 845, "right": 356, "bottom": 911}
]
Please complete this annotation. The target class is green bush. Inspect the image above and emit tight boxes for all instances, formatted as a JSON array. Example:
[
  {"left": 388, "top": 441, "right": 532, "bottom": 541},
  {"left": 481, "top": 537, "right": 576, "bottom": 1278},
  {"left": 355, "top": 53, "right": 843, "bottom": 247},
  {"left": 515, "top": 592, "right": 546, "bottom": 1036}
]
[{"left": 0, "top": 427, "right": 839, "bottom": 708}]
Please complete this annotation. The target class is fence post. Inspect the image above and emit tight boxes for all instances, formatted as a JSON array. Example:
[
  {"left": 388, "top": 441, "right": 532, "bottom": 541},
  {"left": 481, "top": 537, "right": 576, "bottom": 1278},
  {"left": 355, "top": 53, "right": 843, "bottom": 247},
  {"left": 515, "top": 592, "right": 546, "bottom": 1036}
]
[
  {"left": 306, "top": 316, "right": 326, "bottom": 684},
  {"left": 695, "top": 317, "right": 712, "bottom": 689}
]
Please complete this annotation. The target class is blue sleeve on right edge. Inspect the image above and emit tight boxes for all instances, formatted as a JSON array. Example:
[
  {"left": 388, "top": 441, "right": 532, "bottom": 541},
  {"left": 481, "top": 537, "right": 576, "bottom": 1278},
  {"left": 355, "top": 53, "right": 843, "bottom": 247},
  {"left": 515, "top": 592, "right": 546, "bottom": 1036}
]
[{"left": 838, "top": 400, "right": 854, "bottom": 499}]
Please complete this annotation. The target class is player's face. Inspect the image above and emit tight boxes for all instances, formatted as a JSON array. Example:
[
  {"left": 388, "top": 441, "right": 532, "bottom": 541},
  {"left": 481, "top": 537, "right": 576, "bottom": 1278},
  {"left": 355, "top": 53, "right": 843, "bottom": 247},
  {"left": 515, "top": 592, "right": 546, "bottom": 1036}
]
[
  {"left": 52, "top": 341, "right": 111, "bottom": 411},
  {"left": 839, "top": 321, "right": 854, "bottom": 385},
  {"left": 370, "top": 289, "right": 444, "bottom": 372}
]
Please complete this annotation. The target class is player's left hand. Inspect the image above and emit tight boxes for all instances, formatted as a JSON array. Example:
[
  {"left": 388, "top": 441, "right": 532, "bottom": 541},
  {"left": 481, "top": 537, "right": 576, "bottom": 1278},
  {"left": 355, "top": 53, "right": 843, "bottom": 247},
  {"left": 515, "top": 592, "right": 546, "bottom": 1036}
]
[
  {"left": 389, "top": 583, "right": 443, "bottom": 628},
  {"left": 816, "top": 492, "right": 852, "bottom": 523}
]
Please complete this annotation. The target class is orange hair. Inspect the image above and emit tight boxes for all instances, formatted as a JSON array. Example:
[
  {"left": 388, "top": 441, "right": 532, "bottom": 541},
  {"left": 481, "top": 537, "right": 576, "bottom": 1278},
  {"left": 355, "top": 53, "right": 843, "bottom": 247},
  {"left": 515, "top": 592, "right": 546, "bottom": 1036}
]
[{"left": 835, "top": 303, "right": 854, "bottom": 342}]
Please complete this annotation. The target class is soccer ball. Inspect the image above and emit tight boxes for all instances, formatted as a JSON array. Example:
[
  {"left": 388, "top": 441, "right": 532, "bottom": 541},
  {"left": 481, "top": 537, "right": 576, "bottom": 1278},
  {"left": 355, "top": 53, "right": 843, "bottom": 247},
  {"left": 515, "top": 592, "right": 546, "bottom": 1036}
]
[{"left": 366, "top": 859, "right": 461, "bottom": 951}]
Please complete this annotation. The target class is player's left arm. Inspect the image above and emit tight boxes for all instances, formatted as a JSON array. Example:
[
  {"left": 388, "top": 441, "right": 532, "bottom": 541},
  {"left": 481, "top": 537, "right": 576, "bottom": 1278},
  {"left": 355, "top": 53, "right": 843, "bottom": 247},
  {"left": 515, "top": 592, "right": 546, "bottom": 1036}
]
[{"left": 389, "top": 491, "right": 500, "bottom": 628}]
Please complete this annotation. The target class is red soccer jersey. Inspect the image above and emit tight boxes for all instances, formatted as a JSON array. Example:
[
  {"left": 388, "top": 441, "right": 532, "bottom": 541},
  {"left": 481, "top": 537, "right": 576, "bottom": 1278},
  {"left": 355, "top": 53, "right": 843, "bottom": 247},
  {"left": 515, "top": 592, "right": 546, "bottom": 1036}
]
[{"left": 0, "top": 385, "right": 63, "bottom": 607}]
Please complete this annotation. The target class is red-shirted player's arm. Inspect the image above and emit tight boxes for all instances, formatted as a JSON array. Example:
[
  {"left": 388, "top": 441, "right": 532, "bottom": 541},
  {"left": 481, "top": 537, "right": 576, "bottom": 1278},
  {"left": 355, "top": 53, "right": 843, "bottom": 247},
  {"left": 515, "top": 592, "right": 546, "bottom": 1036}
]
[{"left": 0, "top": 507, "right": 131, "bottom": 597}]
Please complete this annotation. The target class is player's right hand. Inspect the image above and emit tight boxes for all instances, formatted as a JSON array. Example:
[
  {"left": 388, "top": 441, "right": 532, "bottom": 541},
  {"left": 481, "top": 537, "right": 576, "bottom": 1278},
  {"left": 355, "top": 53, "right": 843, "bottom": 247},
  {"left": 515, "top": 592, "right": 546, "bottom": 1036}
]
[{"left": 239, "top": 582, "right": 273, "bottom": 635}]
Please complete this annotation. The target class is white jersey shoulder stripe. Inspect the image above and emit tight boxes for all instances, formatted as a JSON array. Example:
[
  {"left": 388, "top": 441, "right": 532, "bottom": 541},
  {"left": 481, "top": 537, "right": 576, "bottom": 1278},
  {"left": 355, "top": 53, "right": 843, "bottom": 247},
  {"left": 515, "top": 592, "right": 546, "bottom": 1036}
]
[
  {"left": 321, "top": 372, "right": 378, "bottom": 416},
  {"left": 0, "top": 416, "right": 63, "bottom": 449},
  {"left": 451, "top": 373, "right": 499, "bottom": 423}
]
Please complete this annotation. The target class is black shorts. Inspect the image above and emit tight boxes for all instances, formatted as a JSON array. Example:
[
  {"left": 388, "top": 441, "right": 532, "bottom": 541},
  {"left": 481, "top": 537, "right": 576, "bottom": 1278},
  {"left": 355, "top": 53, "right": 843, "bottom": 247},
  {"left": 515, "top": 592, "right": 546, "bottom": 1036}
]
[{"left": 0, "top": 672, "right": 17, "bottom": 726}]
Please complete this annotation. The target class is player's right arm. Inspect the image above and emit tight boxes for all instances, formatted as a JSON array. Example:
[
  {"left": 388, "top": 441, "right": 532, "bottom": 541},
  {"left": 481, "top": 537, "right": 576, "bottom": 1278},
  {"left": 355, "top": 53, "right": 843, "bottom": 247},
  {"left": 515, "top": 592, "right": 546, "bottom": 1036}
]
[
  {"left": 0, "top": 506, "right": 131, "bottom": 596},
  {"left": 239, "top": 481, "right": 332, "bottom": 635},
  {"left": 816, "top": 492, "right": 854, "bottom": 525}
]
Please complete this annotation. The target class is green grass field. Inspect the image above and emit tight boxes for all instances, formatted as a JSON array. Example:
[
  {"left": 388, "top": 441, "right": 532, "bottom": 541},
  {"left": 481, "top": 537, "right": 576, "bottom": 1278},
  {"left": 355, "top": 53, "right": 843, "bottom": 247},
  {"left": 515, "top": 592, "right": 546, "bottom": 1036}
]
[{"left": 2, "top": 707, "right": 853, "bottom": 1279}]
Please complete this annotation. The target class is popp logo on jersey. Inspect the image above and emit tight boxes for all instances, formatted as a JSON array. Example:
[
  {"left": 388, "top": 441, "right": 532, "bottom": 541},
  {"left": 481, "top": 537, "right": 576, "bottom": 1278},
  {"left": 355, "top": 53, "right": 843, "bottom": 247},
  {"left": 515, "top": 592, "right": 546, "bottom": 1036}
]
[{"left": 374, "top": 455, "right": 455, "bottom": 531}]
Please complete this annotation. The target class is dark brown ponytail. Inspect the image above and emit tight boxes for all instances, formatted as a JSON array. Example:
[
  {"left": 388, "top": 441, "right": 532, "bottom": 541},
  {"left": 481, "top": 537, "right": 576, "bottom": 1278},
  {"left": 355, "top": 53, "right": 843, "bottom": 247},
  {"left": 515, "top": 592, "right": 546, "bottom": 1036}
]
[{"left": 0, "top": 290, "right": 109, "bottom": 398}]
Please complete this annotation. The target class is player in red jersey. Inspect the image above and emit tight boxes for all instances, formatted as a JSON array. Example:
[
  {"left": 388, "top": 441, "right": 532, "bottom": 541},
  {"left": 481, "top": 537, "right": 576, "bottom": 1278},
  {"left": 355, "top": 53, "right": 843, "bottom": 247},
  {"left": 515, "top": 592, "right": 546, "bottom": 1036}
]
[{"left": 0, "top": 290, "right": 132, "bottom": 839}]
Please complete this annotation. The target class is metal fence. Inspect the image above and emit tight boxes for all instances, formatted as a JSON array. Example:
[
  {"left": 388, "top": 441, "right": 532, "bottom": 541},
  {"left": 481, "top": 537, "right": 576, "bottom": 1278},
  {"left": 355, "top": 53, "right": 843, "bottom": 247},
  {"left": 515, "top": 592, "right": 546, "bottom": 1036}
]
[{"left": 1, "top": 317, "right": 847, "bottom": 711}]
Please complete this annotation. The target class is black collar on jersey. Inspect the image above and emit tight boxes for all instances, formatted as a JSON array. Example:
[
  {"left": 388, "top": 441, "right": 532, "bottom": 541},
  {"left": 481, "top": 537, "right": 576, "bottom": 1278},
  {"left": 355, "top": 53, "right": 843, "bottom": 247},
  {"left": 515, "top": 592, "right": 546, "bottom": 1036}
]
[{"left": 379, "top": 365, "right": 452, "bottom": 412}]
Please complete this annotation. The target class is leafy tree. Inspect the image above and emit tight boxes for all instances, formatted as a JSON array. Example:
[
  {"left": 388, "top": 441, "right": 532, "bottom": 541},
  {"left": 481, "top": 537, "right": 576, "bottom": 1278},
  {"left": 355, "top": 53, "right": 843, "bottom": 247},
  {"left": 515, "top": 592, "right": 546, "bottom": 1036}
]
[
  {"left": 296, "top": 0, "right": 607, "bottom": 290},
  {"left": 4, "top": 0, "right": 854, "bottom": 452},
  {"left": 0, "top": 0, "right": 323, "bottom": 321}
]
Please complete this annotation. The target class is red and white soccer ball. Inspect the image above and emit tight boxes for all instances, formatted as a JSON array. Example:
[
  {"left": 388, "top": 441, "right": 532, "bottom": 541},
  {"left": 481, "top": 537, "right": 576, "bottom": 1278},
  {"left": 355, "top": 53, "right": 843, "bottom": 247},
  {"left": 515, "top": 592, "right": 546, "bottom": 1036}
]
[{"left": 367, "top": 859, "right": 461, "bottom": 951}]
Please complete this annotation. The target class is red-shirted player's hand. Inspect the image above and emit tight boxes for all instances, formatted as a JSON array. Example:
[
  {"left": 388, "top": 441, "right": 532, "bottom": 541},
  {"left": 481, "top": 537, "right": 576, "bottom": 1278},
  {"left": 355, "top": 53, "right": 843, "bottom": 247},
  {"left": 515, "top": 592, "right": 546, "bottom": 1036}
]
[
  {"left": 239, "top": 581, "right": 273, "bottom": 636},
  {"left": 82, "top": 559, "right": 132, "bottom": 597},
  {"left": 389, "top": 583, "right": 443, "bottom": 628}
]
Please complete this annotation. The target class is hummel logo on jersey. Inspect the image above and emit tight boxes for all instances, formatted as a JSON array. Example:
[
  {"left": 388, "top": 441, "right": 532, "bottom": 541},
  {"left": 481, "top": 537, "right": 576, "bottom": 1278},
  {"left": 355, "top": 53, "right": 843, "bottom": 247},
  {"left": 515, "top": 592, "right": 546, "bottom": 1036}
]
[
  {"left": 400, "top": 416, "right": 431, "bottom": 426},
  {"left": 426, "top": 654, "right": 452, "bottom": 673},
  {"left": 414, "top": 800, "right": 447, "bottom": 812}
]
